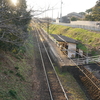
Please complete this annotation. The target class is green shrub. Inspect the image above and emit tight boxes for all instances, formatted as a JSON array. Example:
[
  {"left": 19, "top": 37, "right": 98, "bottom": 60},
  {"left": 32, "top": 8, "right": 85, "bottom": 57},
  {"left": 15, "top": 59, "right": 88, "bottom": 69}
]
[
  {"left": 12, "top": 54, "right": 21, "bottom": 60},
  {"left": 91, "top": 50, "right": 96, "bottom": 55},
  {"left": 16, "top": 73, "right": 25, "bottom": 81},
  {"left": 0, "top": 62, "right": 2, "bottom": 65},
  {"left": 19, "top": 46, "right": 26, "bottom": 54},
  {"left": 15, "top": 67, "right": 19, "bottom": 70},
  {"left": 3, "top": 71, "right": 8, "bottom": 75},
  {"left": 9, "top": 90, "right": 17, "bottom": 98},
  {"left": 9, "top": 70, "right": 14, "bottom": 74}
]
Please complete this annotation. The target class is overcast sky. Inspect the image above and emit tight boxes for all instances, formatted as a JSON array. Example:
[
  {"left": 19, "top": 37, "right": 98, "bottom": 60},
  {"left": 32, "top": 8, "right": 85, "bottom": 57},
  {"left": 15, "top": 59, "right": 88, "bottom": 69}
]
[{"left": 26, "top": 0, "right": 97, "bottom": 18}]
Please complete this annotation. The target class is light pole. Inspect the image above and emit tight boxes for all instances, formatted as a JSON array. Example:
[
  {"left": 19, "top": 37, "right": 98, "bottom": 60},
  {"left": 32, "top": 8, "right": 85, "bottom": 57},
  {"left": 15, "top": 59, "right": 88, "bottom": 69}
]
[
  {"left": 86, "top": 46, "right": 88, "bottom": 64},
  {"left": 47, "top": 18, "right": 50, "bottom": 34},
  {"left": 52, "top": 7, "right": 53, "bottom": 22},
  {"left": 85, "top": 39, "right": 89, "bottom": 64}
]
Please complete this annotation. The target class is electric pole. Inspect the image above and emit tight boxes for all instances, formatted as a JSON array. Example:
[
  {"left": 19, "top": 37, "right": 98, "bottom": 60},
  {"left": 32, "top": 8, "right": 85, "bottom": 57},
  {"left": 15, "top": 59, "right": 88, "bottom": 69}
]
[
  {"left": 47, "top": 18, "right": 49, "bottom": 34},
  {"left": 52, "top": 7, "right": 53, "bottom": 22},
  {"left": 60, "top": 0, "right": 63, "bottom": 22}
]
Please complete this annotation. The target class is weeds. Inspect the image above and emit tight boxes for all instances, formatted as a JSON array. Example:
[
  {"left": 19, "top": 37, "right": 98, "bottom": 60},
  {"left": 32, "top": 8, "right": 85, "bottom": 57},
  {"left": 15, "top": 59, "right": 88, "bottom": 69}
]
[
  {"left": 9, "top": 90, "right": 17, "bottom": 98},
  {"left": 16, "top": 72, "right": 25, "bottom": 81},
  {"left": 54, "top": 66, "right": 87, "bottom": 100},
  {"left": 9, "top": 70, "right": 14, "bottom": 74},
  {"left": 0, "top": 31, "right": 34, "bottom": 99},
  {"left": 0, "top": 62, "right": 2, "bottom": 65},
  {"left": 15, "top": 66, "right": 19, "bottom": 70},
  {"left": 3, "top": 71, "right": 8, "bottom": 75}
]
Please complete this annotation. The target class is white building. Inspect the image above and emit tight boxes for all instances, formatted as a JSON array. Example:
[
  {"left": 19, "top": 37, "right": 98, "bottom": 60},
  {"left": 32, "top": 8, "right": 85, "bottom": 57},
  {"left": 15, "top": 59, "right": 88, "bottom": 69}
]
[{"left": 67, "top": 43, "right": 76, "bottom": 58}]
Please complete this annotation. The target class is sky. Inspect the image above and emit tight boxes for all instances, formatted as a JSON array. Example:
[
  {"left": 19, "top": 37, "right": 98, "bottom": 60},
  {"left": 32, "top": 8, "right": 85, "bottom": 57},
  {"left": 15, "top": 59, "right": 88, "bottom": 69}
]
[{"left": 26, "top": 0, "right": 98, "bottom": 18}]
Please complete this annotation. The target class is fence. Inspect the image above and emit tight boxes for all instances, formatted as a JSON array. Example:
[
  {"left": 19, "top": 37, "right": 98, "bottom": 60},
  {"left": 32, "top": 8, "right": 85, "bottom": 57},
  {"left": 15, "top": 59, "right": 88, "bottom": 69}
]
[
  {"left": 72, "top": 55, "right": 100, "bottom": 65},
  {"left": 54, "top": 21, "right": 100, "bottom": 32}
]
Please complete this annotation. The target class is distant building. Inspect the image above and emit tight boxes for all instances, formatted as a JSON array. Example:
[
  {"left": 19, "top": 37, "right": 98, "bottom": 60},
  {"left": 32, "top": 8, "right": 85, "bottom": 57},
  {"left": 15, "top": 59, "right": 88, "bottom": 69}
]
[
  {"left": 61, "top": 16, "right": 70, "bottom": 23},
  {"left": 56, "top": 16, "right": 70, "bottom": 23},
  {"left": 56, "top": 18, "right": 60, "bottom": 23}
]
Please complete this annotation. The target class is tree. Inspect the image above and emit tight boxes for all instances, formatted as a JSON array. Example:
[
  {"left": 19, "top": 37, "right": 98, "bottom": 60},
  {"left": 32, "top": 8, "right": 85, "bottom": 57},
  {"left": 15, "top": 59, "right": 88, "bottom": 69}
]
[
  {"left": 0, "top": 0, "right": 31, "bottom": 52},
  {"left": 85, "top": 0, "right": 100, "bottom": 21},
  {"left": 92, "top": 2, "right": 100, "bottom": 21},
  {"left": 79, "top": 12, "right": 86, "bottom": 16},
  {"left": 85, "top": 15, "right": 94, "bottom": 21},
  {"left": 71, "top": 17, "right": 78, "bottom": 21},
  {"left": 85, "top": 8, "right": 92, "bottom": 14}
]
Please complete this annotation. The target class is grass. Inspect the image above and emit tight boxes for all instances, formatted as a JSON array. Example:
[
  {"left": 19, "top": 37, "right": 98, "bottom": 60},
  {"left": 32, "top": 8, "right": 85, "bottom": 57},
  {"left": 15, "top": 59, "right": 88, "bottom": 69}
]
[
  {"left": 55, "top": 66, "right": 88, "bottom": 100},
  {"left": 0, "top": 33, "right": 35, "bottom": 99},
  {"left": 9, "top": 90, "right": 17, "bottom": 98},
  {"left": 43, "top": 24, "right": 100, "bottom": 55},
  {"left": 77, "top": 43, "right": 87, "bottom": 52},
  {"left": 15, "top": 66, "right": 19, "bottom": 70},
  {"left": 16, "top": 72, "right": 25, "bottom": 81}
]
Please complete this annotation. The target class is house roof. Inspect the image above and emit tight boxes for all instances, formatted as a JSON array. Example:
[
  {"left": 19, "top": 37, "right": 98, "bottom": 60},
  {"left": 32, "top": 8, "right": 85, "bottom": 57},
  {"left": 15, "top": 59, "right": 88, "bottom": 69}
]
[{"left": 50, "top": 34, "right": 77, "bottom": 44}]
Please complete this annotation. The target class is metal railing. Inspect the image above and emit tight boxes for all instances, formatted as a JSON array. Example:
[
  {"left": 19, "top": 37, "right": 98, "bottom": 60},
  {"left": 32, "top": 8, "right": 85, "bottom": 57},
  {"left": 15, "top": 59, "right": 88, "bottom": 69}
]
[
  {"left": 54, "top": 22, "right": 100, "bottom": 32},
  {"left": 73, "top": 55, "right": 100, "bottom": 65}
]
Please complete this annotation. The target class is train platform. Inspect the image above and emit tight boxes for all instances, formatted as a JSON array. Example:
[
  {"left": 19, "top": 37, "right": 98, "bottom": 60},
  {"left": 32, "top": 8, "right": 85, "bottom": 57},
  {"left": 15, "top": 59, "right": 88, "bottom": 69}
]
[
  {"left": 42, "top": 30, "right": 76, "bottom": 68},
  {"left": 42, "top": 29, "right": 100, "bottom": 80}
]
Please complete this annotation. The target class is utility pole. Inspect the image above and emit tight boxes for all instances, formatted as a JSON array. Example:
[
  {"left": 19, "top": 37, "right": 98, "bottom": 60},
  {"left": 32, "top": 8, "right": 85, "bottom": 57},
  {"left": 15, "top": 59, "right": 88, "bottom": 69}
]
[
  {"left": 60, "top": 0, "right": 63, "bottom": 22},
  {"left": 47, "top": 18, "right": 49, "bottom": 34},
  {"left": 52, "top": 7, "right": 53, "bottom": 22},
  {"left": 86, "top": 46, "right": 88, "bottom": 64}
]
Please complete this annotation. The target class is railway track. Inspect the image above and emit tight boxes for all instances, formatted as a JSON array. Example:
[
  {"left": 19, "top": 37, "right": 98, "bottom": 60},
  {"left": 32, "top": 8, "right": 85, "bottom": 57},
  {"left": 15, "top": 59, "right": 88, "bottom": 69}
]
[
  {"left": 32, "top": 22, "right": 100, "bottom": 99},
  {"left": 35, "top": 27, "right": 68, "bottom": 100}
]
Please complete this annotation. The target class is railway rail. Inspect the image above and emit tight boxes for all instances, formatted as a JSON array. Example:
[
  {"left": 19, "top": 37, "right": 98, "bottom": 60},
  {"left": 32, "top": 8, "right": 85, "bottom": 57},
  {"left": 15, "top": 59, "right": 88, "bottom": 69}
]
[{"left": 35, "top": 27, "right": 69, "bottom": 100}]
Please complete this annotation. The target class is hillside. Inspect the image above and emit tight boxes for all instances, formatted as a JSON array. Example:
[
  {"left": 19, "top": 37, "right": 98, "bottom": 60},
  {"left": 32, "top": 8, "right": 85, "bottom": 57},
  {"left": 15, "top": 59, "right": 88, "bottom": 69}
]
[
  {"left": 0, "top": 32, "right": 35, "bottom": 99},
  {"left": 67, "top": 12, "right": 85, "bottom": 19},
  {"left": 47, "top": 24, "right": 100, "bottom": 55}
]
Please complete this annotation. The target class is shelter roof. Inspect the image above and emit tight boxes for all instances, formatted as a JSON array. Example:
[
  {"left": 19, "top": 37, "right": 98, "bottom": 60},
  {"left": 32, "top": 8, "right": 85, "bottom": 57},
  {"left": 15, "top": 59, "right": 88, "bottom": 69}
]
[{"left": 50, "top": 34, "right": 77, "bottom": 44}]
